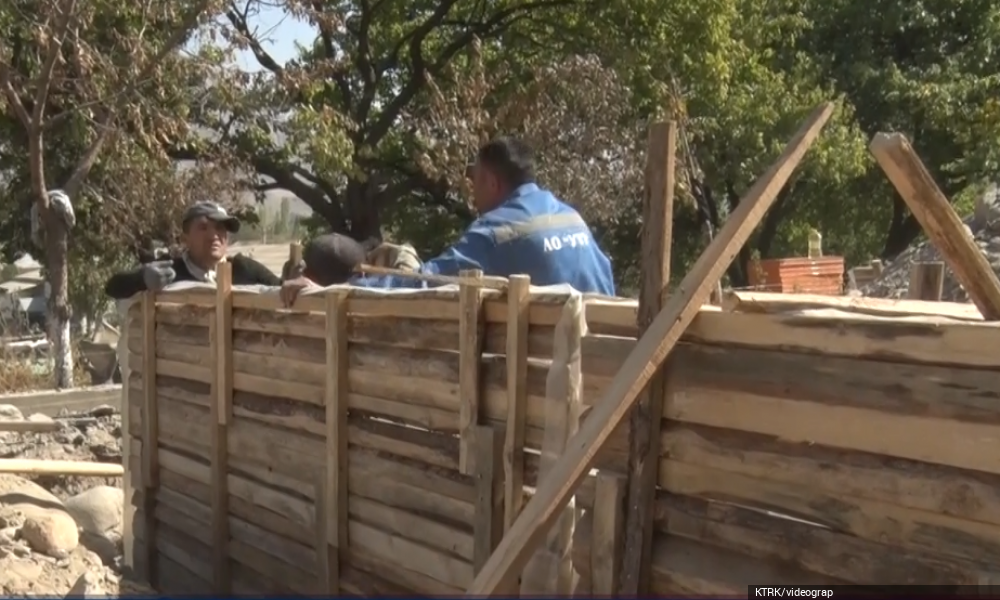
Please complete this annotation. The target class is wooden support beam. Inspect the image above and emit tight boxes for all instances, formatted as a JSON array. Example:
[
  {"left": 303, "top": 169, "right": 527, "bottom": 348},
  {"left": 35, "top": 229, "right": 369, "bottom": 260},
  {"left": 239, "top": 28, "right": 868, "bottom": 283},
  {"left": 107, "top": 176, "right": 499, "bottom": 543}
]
[
  {"left": 459, "top": 269, "right": 485, "bottom": 475},
  {"left": 472, "top": 424, "right": 504, "bottom": 573},
  {"left": 0, "top": 420, "right": 61, "bottom": 432},
  {"left": 520, "top": 295, "right": 586, "bottom": 595},
  {"left": 908, "top": 261, "right": 945, "bottom": 301},
  {"left": 619, "top": 120, "right": 676, "bottom": 595},
  {"left": 467, "top": 101, "right": 835, "bottom": 596},
  {"left": 870, "top": 133, "right": 1000, "bottom": 319},
  {"left": 591, "top": 471, "right": 626, "bottom": 595},
  {"left": 0, "top": 459, "right": 123, "bottom": 476},
  {"left": 210, "top": 262, "right": 233, "bottom": 594},
  {"left": 320, "top": 290, "right": 349, "bottom": 592},
  {"left": 503, "top": 275, "right": 530, "bottom": 533},
  {"left": 139, "top": 291, "right": 158, "bottom": 587}
]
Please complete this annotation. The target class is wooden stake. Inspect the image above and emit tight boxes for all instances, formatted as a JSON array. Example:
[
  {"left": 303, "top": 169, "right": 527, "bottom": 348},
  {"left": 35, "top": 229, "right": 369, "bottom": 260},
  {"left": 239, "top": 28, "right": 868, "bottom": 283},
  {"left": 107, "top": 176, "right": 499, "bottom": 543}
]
[
  {"left": 908, "top": 261, "right": 945, "bottom": 301},
  {"left": 322, "top": 290, "right": 349, "bottom": 593},
  {"left": 591, "top": 471, "right": 626, "bottom": 595},
  {"left": 210, "top": 262, "right": 233, "bottom": 594},
  {"left": 870, "top": 133, "right": 1000, "bottom": 319},
  {"left": 472, "top": 425, "right": 504, "bottom": 573},
  {"left": 619, "top": 120, "right": 675, "bottom": 595},
  {"left": 503, "top": 275, "right": 530, "bottom": 533},
  {"left": 458, "top": 269, "right": 485, "bottom": 475},
  {"left": 139, "top": 291, "right": 158, "bottom": 588},
  {"left": 467, "top": 101, "right": 835, "bottom": 596}
]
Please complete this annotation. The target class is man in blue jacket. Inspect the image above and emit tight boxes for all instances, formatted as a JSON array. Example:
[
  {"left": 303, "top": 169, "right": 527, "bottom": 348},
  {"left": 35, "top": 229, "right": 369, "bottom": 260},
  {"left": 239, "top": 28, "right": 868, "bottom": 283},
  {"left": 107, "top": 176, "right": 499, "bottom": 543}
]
[{"left": 280, "top": 137, "right": 615, "bottom": 305}]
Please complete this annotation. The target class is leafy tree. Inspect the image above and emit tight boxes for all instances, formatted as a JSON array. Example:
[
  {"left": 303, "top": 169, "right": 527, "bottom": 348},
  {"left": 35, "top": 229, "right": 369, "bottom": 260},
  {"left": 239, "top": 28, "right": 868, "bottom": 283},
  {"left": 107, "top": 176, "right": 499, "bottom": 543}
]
[
  {"left": 0, "top": 0, "right": 222, "bottom": 386},
  {"left": 800, "top": 0, "right": 1000, "bottom": 257}
]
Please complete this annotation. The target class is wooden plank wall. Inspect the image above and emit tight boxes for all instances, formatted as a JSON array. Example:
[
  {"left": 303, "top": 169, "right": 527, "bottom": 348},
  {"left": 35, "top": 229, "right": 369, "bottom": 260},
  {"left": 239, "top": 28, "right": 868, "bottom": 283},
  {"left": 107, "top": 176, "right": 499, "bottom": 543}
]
[
  {"left": 572, "top": 301, "right": 1000, "bottom": 595},
  {"left": 122, "top": 285, "right": 627, "bottom": 596}
]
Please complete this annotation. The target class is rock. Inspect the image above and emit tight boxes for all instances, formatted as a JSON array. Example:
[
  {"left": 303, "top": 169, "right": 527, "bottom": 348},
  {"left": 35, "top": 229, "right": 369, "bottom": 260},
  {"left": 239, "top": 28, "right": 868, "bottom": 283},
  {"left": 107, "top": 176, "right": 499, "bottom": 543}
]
[
  {"left": 67, "top": 571, "right": 106, "bottom": 598},
  {"left": 89, "top": 405, "right": 117, "bottom": 419},
  {"left": 83, "top": 427, "right": 121, "bottom": 462},
  {"left": 0, "top": 474, "right": 78, "bottom": 558},
  {"left": 26, "top": 413, "right": 53, "bottom": 423},
  {"left": 20, "top": 514, "right": 78, "bottom": 557},
  {"left": 0, "top": 405, "right": 24, "bottom": 421},
  {"left": 64, "top": 486, "right": 122, "bottom": 537}
]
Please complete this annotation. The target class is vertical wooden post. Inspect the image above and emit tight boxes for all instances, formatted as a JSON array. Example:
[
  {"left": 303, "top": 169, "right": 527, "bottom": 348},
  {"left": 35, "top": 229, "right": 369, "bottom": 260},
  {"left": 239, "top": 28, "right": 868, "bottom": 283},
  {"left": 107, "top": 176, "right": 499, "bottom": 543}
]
[
  {"left": 908, "top": 261, "right": 945, "bottom": 301},
  {"left": 459, "top": 269, "right": 485, "bottom": 475},
  {"left": 503, "top": 275, "right": 530, "bottom": 534},
  {"left": 472, "top": 424, "right": 504, "bottom": 573},
  {"left": 285, "top": 242, "right": 304, "bottom": 280},
  {"left": 321, "top": 290, "right": 349, "bottom": 593},
  {"left": 619, "top": 120, "right": 676, "bottom": 595},
  {"left": 139, "top": 292, "right": 158, "bottom": 587},
  {"left": 210, "top": 262, "right": 233, "bottom": 593},
  {"left": 520, "top": 294, "right": 585, "bottom": 595},
  {"left": 591, "top": 471, "right": 626, "bottom": 595}
]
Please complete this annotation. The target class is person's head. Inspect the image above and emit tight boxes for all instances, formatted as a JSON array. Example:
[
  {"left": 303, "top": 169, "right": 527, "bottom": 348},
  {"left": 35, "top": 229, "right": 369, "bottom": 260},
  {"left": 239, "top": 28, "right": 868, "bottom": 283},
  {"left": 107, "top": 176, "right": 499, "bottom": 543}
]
[
  {"left": 301, "top": 233, "right": 367, "bottom": 286},
  {"left": 469, "top": 137, "right": 536, "bottom": 213},
  {"left": 180, "top": 201, "right": 240, "bottom": 268}
]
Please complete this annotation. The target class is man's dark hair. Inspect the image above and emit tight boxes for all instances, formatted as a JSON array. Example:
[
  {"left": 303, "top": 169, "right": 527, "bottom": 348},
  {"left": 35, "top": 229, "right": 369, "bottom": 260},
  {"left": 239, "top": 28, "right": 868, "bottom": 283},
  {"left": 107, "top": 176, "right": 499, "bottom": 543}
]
[
  {"left": 302, "top": 233, "right": 367, "bottom": 285},
  {"left": 477, "top": 137, "right": 535, "bottom": 188}
]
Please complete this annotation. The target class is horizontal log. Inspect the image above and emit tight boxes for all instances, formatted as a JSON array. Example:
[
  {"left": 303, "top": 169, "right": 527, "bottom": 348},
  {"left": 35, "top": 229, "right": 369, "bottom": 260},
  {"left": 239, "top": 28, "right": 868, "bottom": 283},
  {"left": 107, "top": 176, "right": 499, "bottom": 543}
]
[
  {"left": 347, "top": 546, "right": 463, "bottom": 595},
  {"left": 349, "top": 494, "right": 474, "bottom": 561},
  {"left": 585, "top": 310, "right": 1000, "bottom": 368},
  {"left": 573, "top": 510, "right": 845, "bottom": 594},
  {"left": 666, "top": 383, "right": 1000, "bottom": 477},
  {"left": 132, "top": 440, "right": 317, "bottom": 538},
  {"left": 143, "top": 307, "right": 554, "bottom": 358},
  {"left": 349, "top": 448, "right": 474, "bottom": 528},
  {"left": 725, "top": 290, "right": 984, "bottom": 321},
  {"left": 670, "top": 343, "right": 1000, "bottom": 425},
  {"left": 0, "top": 458, "right": 123, "bottom": 476},
  {"left": 0, "top": 384, "right": 121, "bottom": 417},
  {"left": 350, "top": 519, "right": 473, "bottom": 590},
  {"left": 662, "top": 423, "right": 1000, "bottom": 567},
  {"left": 0, "top": 420, "right": 61, "bottom": 432},
  {"left": 656, "top": 492, "right": 979, "bottom": 584}
]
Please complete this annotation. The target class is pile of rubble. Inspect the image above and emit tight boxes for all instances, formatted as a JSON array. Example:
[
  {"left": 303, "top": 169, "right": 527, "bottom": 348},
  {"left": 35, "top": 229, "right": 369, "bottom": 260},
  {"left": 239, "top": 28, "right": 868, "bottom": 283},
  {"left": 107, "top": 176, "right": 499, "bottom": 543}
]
[
  {"left": 0, "top": 403, "right": 148, "bottom": 597},
  {"left": 862, "top": 185, "right": 1000, "bottom": 300}
]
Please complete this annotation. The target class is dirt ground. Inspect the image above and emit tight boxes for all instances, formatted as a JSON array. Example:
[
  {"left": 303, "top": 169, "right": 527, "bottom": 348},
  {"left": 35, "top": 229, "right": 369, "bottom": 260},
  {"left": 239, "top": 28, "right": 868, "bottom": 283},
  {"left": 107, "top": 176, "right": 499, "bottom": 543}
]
[{"left": 0, "top": 402, "right": 152, "bottom": 597}]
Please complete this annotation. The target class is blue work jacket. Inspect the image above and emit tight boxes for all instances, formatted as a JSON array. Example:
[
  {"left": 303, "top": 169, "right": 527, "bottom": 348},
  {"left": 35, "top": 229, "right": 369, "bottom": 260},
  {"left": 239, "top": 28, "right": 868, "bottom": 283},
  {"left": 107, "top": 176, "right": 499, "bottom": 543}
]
[{"left": 351, "top": 183, "right": 615, "bottom": 295}]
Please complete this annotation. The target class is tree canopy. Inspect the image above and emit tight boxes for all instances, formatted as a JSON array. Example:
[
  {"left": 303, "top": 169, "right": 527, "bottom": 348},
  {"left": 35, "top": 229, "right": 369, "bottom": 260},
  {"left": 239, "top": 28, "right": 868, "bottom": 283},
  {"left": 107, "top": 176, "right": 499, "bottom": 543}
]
[{"left": 2, "top": 0, "right": 998, "bottom": 312}]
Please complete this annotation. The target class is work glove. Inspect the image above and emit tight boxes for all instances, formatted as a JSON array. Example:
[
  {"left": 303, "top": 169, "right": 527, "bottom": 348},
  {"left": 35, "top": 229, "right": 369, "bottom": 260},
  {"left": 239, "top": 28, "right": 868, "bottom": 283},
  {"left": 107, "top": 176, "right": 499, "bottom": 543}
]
[
  {"left": 367, "top": 243, "right": 423, "bottom": 272},
  {"left": 142, "top": 261, "right": 176, "bottom": 292}
]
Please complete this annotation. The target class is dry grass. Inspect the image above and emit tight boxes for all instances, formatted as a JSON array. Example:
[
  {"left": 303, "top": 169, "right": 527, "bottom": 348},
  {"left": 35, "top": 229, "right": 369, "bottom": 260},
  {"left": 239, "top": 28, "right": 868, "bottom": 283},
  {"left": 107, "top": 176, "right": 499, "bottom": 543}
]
[{"left": 0, "top": 341, "right": 93, "bottom": 394}]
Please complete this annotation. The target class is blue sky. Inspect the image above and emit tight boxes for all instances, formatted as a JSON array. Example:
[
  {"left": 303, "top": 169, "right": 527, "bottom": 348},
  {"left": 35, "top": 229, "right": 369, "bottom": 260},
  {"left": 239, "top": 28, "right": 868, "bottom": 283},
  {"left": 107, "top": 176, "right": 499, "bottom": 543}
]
[{"left": 233, "top": 5, "right": 314, "bottom": 71}]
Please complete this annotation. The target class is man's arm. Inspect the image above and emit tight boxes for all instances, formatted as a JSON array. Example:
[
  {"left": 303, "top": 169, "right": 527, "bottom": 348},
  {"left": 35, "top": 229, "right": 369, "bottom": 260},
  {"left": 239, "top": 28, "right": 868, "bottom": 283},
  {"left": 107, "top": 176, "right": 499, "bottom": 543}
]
[
  {"left": 232, "top": 255, "right": 282, "bottom": 286},
  {"left": 353, "top": 225, "right": 495, "bottom": 289},
  {"left": 104, "top": 269, "right": 147, "bottom": 300}
]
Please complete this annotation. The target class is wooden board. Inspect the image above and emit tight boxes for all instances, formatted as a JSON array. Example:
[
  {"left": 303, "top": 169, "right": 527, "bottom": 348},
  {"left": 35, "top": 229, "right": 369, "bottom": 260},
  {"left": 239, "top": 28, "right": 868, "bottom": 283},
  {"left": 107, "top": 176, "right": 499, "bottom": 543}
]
[{"left": 662, "top": 423, "right": 1000, "bottom": 566}]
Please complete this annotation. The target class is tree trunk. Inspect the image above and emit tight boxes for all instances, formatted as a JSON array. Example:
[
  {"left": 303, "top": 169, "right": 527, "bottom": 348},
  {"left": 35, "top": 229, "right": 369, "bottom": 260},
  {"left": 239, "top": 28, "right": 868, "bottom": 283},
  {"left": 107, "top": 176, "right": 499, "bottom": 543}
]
[
  {"left": 346, "top": 180, "right": 383, "bottom": 242},
  {"left": 45, "top": 211, "right": 73, "bottom": 389}
]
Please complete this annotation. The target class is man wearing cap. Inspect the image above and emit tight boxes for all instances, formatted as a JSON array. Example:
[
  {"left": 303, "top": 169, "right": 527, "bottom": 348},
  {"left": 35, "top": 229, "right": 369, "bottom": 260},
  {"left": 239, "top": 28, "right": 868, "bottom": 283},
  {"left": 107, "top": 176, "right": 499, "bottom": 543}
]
[{"left": 105, "top": 201, "right": 281, "bottom": 299}]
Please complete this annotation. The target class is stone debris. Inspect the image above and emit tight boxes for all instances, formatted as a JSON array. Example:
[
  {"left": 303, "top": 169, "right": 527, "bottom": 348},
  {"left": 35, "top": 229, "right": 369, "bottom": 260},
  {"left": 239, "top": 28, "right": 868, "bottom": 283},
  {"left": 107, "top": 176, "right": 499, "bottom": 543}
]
[
  {"left": 0, "top": 401, "right": 134, "bottom": 597},
  {"left": 862, "top": 184, "right": 1000, "bottom": 301}
]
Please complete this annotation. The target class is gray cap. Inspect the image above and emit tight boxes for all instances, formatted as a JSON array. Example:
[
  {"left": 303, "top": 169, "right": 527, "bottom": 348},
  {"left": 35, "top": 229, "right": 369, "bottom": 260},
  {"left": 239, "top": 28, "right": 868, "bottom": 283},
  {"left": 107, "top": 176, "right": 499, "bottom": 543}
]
[{"left": 182, "top": 201, "right": 240, "bottom": 233}]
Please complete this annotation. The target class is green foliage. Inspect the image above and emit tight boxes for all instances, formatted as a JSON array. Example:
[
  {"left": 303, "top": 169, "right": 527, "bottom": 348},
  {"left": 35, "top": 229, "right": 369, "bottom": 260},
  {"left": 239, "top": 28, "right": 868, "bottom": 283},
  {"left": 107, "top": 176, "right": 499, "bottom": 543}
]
[{"left": 1, "top": 0, "right": 998, "bottom": 304}]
